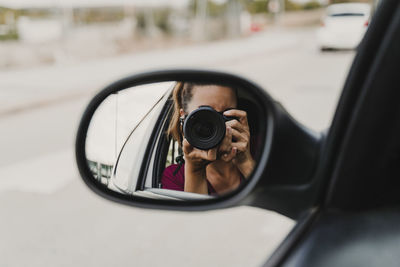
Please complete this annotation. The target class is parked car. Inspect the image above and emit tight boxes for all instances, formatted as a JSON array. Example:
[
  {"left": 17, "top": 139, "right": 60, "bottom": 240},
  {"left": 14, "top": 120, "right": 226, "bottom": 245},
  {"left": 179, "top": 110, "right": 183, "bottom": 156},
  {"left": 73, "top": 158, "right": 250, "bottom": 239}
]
[
  {"left": 76, "top": 0, "right": 400, "bottom": 266},
  {"left": 317, "top": 2, "right": 371, "bottom": 50}
]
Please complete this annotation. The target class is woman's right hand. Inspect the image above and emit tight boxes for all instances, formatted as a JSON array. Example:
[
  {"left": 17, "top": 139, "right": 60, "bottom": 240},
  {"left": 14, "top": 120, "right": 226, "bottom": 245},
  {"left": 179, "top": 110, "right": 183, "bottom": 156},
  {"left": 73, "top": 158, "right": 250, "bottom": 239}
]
[
  {"left": 182, "top": 138, "right": 217, "bottom": 172},
  {"left": 182, "top": 138, "right": 217, "bottom": 194}
]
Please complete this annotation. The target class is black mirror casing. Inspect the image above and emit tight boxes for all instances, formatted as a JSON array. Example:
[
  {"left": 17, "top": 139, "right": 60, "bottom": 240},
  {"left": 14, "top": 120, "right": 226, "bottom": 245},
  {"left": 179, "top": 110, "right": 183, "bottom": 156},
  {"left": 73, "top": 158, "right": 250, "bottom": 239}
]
[{"left": 76, "top": 69, "right": 322, "bottom": 219}]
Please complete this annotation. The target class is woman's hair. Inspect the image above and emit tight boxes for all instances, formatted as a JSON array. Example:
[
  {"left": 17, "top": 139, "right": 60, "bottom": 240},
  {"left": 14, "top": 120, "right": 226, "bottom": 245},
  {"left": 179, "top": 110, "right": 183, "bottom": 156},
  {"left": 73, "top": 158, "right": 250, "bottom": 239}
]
[
  {"left": 167, "top": 82, "right": 238, "bottom": 147},
  {"left": 167, "top": 82, "right": 195, "bottom": 146}
]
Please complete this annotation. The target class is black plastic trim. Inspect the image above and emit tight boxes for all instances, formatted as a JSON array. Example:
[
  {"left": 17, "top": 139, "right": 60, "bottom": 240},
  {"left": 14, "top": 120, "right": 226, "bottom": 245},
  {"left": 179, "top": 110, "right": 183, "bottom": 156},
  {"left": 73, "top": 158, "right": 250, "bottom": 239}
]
[
  {"left": 136, "top": 95, "right": 173, "bottom": 191},
  {"left": 264, "top": 207, "right": 320, "bottom": 267},
  {"left": 152, "top": 100, "right": 174, "bottom": 188}
]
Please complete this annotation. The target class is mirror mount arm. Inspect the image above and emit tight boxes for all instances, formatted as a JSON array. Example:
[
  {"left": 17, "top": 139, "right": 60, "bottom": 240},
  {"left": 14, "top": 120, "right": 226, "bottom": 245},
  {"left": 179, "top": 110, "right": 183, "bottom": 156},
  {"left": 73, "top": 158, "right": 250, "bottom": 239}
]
[{"left": 244, "top": 102, "right": 323, "bottom": 219}]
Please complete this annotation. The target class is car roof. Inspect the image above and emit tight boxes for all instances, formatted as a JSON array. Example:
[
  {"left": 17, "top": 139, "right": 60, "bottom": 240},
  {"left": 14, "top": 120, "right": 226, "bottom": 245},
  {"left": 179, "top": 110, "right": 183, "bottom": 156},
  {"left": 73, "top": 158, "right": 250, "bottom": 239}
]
[{"left": 326, "top": 3, "right": 371, "bottom": 16}]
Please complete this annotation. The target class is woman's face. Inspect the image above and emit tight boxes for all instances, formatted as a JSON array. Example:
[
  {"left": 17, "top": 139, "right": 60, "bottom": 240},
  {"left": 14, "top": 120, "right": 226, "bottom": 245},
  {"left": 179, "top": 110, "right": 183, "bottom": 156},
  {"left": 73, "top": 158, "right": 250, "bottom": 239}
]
[{"left": 180, "top": 85, "right": 237, "bottom": 116}]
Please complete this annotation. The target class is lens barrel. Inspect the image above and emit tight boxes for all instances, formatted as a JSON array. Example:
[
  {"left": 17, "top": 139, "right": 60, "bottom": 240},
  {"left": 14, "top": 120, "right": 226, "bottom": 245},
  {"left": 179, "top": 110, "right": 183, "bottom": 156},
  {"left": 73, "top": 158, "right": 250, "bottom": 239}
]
[{"left": 183, "top": 106, "right": 226, "bottom": 150}]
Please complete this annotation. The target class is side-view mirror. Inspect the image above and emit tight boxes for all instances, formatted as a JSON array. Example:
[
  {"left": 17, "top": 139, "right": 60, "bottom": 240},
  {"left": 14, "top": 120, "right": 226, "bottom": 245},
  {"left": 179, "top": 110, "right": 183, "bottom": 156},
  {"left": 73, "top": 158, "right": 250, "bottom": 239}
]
[{"left": 76, "top": 70, "right": 321, "bottom": 218}]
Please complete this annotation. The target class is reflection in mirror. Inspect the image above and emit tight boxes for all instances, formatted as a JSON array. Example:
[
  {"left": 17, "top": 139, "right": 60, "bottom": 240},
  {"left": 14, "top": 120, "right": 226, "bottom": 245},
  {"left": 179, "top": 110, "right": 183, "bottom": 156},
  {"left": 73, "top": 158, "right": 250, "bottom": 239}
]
[{"left": 85, "top": 81, "right": 265, "bottom": 201}]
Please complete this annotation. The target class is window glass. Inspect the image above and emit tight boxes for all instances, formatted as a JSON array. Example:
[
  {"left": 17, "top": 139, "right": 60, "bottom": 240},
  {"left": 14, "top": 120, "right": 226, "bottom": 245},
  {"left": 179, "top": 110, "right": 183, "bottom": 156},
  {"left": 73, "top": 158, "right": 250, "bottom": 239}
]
[{"left": 86, "top": 83, "right": 172, "bottom": 191}]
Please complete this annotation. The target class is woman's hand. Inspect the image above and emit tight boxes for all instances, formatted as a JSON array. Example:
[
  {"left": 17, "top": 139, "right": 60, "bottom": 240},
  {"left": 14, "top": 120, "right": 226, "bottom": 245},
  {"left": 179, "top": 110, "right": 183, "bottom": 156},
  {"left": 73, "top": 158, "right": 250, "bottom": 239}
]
[
  {"left": 182, "top": 138, "right": 217, "bottom": 170},
  {"left": 223, "top": 109, "right": 255, "bottom": 178},
  {"left": 218, "top": 126, "right": 237, "bottom": 162},
  {"left": 182, "top": 138, "right": 217, "bottom": 194}
]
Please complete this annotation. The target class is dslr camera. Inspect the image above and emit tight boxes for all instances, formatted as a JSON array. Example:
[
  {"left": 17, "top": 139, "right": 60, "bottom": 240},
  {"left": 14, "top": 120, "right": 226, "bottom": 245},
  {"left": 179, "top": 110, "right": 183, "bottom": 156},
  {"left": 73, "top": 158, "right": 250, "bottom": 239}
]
[{"left": 182, "top": 106, "right": 237, "bottom": 150}]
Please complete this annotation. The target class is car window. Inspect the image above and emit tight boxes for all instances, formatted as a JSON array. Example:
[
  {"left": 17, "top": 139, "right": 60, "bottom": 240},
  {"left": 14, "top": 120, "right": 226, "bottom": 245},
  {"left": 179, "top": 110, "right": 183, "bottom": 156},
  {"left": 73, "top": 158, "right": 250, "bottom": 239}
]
[
  {"left": 330, "top": 13, "right": 366, "bottom": 17},
  {"left": 86, "top": 83, "right": 173, "bottom": 191},
  {"left": 166, "top": 139, "right": 180, "bottom": 168}
]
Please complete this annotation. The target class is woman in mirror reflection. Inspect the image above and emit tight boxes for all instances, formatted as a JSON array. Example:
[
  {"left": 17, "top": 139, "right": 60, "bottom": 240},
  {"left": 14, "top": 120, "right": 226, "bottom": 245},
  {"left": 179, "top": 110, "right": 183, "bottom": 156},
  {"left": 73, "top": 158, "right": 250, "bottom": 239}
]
[{"left": 161, "top": 82, "right": 255, "bottom": 195}]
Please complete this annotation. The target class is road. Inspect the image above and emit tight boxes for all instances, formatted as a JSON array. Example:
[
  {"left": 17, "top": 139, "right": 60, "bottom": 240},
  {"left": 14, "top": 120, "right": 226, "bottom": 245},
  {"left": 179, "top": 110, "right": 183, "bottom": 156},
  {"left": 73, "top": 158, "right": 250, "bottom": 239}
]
[{"left": 0, "top": 27, "right": 355, "bottom": 267}]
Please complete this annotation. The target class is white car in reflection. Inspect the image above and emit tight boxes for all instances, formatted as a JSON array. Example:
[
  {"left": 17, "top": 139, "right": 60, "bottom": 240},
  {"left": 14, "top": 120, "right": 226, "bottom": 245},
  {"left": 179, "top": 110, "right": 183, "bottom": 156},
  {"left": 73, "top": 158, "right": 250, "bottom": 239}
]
[{"left": 317, "top": 3, "right": 371, "bottom": 50}]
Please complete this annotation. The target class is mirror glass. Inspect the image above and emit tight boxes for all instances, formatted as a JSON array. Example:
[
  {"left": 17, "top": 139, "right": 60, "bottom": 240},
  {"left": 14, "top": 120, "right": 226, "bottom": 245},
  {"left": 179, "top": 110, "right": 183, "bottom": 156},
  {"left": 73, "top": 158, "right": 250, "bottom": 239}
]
[{"left": 85, "top": 81, "right": 266, "bottom": 201}]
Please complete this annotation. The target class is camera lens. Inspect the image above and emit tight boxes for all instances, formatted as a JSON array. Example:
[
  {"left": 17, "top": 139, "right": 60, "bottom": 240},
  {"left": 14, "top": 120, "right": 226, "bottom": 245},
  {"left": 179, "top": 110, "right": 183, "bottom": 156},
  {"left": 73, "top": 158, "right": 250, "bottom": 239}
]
[
  {"left": 193, "top": 121, "right": 215, "bottom": 139},
  {"left": 183, "top": 106, "right": 226, "bottom": 150}
]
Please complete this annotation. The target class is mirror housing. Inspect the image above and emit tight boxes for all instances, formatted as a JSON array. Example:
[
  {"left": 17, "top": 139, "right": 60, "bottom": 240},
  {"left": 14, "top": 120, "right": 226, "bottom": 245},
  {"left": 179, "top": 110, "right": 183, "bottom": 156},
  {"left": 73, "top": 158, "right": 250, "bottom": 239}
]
[{"left": 76, "top": 69, "right": 322, "bottom": 219}]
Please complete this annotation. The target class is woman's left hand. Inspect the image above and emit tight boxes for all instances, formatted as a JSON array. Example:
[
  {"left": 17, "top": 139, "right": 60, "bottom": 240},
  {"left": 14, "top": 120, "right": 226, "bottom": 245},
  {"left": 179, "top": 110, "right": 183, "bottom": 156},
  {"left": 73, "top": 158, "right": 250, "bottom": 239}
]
[{"left": 223, "top": 109, "right": 255, "bottom": 178}]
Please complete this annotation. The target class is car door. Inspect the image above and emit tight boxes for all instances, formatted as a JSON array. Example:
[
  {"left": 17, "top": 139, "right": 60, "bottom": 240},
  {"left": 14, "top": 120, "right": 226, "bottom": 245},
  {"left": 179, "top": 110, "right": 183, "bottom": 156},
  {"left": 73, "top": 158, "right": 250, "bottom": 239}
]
[{"left": 267, "top": 0, "right": 400, "bottom": 266}]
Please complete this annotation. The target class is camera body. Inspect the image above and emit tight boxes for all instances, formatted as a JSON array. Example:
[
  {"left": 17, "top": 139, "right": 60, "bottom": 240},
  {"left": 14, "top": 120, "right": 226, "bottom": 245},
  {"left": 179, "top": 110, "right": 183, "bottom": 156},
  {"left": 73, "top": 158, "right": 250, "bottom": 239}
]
[{"left": 183, "top": 106, "right": 237, "bottom": 150}]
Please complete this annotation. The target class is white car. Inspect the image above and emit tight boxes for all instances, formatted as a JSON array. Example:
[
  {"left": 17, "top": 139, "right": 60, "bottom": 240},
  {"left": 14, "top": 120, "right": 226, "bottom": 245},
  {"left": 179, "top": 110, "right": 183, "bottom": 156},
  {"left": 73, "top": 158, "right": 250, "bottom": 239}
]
[{"left": 317, "top": 3, "right": 371, "bottom": 50}]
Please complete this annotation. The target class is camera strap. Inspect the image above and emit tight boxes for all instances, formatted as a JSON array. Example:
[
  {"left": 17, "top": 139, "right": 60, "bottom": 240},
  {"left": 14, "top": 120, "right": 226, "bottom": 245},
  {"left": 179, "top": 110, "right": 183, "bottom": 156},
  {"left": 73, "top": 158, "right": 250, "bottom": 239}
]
[{"left": 173, "top": 147, "right": 185, "bottom": 176}]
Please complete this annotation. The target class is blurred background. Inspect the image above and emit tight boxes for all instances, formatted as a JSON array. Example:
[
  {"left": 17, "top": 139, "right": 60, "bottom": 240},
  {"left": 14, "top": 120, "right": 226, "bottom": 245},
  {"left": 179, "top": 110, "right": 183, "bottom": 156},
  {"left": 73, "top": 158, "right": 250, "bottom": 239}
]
[{"left": 0, "top": 0, "right": 378, "bottom": 266}]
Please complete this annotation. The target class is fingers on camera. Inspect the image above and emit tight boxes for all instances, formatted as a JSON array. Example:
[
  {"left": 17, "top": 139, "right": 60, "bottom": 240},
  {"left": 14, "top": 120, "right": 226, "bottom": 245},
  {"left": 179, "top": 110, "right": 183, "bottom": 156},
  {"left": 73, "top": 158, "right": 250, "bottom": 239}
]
[{"left": 222, "top": 147, "right": 237, "bottom": 162}]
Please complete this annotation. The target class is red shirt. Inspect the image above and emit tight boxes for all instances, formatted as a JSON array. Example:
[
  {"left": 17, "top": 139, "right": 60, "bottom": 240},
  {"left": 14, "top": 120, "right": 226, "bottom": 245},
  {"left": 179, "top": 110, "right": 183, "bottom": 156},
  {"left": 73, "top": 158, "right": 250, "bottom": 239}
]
[{"left": 161, "top": 163, "right": 243, "bottom": 196}]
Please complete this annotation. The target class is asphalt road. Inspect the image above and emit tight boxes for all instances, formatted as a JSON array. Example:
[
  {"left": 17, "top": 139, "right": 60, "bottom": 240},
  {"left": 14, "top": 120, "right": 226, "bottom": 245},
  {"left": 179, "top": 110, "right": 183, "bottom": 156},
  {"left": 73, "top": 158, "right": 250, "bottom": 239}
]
[{"left": 0, "top": 27, "right": 355, "bottom": 267}]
